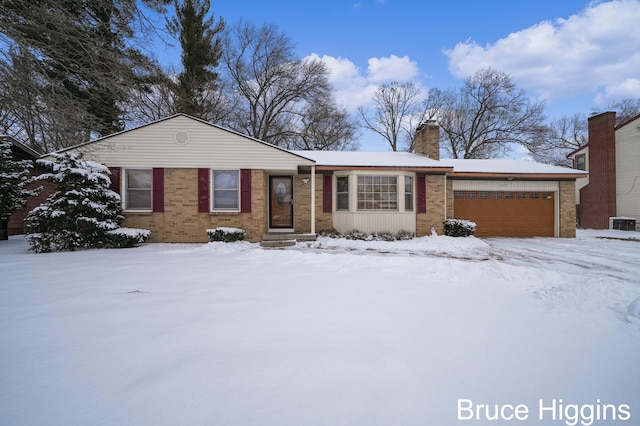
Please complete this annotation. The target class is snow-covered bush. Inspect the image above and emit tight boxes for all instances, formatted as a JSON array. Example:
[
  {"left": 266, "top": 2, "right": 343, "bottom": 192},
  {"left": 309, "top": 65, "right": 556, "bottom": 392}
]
[
  {"left": 25, "top": 153, "right": 148, "bottom": 252},
  {"left": 0, "top": 140, "right": 38, "bottom": 240},
  {"left": 342, "top": 229, "right": 415, "bottom": 241},
  {"left": 444, "top": 219, "right": 477, "bottom": 237},
  {"left": 107, "top": 228, "right": 152, "bottom": 248},
  {"left": 206, "top": 227, "right": 246, "bottom": 242}
]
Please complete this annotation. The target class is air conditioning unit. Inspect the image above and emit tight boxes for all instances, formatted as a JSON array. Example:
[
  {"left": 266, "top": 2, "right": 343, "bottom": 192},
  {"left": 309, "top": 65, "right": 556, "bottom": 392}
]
[{"left": 609, "top": 217, "right": 637, "bottom": 231}]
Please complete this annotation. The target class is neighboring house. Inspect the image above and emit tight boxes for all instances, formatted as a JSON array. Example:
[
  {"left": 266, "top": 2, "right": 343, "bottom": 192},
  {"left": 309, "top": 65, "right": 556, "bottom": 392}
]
[
  {"left": 50, "top": 114, "right": 586, "bottom": 242},
  {"left": 567, "top": 111, "right": 640, "bottom": 230},
  {"left": 2, "top": 135, "right": 46, "bottom": 236}
]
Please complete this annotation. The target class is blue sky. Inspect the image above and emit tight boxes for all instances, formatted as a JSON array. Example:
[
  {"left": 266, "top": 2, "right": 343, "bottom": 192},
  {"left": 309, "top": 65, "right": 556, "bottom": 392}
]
[{"left": 153, "top": 0, "right": 640, "bottom": 151}]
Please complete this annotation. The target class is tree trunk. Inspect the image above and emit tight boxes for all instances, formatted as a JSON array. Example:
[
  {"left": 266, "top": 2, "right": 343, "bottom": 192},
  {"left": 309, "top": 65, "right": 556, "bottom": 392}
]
[{"left": 0, "top": 219, "right": 8, "bottom": 241}]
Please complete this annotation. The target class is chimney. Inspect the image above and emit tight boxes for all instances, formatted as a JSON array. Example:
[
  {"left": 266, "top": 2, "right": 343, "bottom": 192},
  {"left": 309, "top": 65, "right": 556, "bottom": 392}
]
[{"left": 414, "top": 120, "right": 440, "bottom": 160}]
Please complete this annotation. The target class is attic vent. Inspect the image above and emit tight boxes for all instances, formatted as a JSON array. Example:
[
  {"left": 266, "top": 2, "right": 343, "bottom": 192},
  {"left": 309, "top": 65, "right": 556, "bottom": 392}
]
[{"left": 175, "top": 131, "right": 190, "bottom": 145}]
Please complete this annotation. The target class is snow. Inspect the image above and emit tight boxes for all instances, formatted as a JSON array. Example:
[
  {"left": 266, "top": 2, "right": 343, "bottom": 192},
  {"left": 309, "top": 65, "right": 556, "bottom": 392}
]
[
  {"left": 0, "top": 230, "right": 638, "bottom": 425},
  {"left": 292, "top": 150, "right": 444, "bottom": 167},
  {"left": 290, "top": 151, "right": 585, "bottom": 175},
  {"left": 440, "top": 158, "right": 586, "bottom": 175}
]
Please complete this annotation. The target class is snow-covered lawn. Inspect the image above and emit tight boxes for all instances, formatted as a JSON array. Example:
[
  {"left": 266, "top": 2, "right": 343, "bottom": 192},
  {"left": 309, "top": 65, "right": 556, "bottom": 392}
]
[{"left": 1, "top": 230, "right": 639, "bottom": 425}]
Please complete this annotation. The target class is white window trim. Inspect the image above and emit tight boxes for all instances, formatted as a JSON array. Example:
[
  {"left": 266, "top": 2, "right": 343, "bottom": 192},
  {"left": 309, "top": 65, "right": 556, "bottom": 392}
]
[
  {"left": 334, "top": 171, "right": 416, "bottom": 213},
  {"left": 123, "top": 168, "right": 153, "bottom": 212},
  {"left": 211, "top": 169, "right": 240, "bottom": 212}
]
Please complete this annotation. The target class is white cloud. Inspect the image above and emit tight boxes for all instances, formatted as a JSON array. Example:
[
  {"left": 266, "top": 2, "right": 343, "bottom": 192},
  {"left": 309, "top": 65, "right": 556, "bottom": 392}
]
[
  {"left": 367, "top": 55, "right": 419, "bottom": 82},
  {"left": 445, "top": 0, "right": 640, "bottom": 104},
  {"left": 306, "top": 53, "right": 421, "bottom": 111}
]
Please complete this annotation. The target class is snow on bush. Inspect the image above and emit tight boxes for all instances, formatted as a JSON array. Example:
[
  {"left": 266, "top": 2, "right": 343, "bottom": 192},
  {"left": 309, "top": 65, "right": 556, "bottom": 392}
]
[
  {"left": 106, "top": 228, "right": 152, "bottom": 248},
  {"left": 340, "top": 230, "right": 415, "bottom": 241},
  {"left": 444, "top": 219, "right": 477, "bottom": 237},
  {"left": 25, "top": 153, "right": 148, "bottom": 252},
  {"left": 206, "top": 227, "right": 246, "bottom": 242}
]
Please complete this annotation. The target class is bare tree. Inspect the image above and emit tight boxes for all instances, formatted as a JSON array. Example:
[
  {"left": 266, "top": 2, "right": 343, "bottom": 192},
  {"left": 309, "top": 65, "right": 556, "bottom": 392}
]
[
  {"left": 424, "top": 69, "right": 546, "bottom": 159},
  {"left": 219, "top": 20, "right": 352, "bottom": 149},
  {"left": 295, "top": 99, "right": 359, "bottom": 151},
  {"left": 593, "top": 97, "right": 640, "bottom": 126},
  {"left": 358, "top": 81, "right": 422, "bottom": 152},
  {"left": 532, "top": 113, "right": 588, "bottom": 166}
]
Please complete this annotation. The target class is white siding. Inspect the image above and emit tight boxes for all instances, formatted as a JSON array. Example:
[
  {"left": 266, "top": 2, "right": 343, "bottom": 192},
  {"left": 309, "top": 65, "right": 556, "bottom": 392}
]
[
  {"left": 452, "top": 180, "right": 559, "bottom": 192},
  {"left": 333, "top": 211, "right": 416, "bottom": 234},
  {"left": 69, "top": 115, "right": 314, "bottom": 170},
  {"left": 615, "top": 119, "right": 640, "bottom": 228}
]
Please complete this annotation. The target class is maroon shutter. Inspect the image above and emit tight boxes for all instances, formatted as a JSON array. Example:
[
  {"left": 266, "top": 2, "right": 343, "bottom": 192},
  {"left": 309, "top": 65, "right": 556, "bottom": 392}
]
[
  {"left": 240, "top": 169, "right": 252, "bottom": 213},
  {"left": 152, "top": 168, "right": 164, "bottom": 212},
  {"left": 108, "top": 167, "right": 121, "bottom": 195},
  {"left": 323, "top": 174, "right": 332, "bottom": 213},
  {"left": 417, "top": 174, "right": 426, "bottom": 214},
  {"left": 198, "top": 168, "right": 210, "bottom": 213}
]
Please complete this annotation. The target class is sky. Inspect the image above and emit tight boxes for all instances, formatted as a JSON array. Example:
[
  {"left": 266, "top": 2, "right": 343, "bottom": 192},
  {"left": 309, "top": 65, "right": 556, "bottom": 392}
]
[{"left": 152, "top": 0, "right": 640, "bottom": 152}]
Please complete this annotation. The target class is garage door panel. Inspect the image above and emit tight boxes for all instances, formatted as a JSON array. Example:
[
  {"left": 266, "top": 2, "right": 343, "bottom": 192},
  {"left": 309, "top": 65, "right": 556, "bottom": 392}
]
[{"left": 453, "top": 192, "right": 554, "bottom": 237}]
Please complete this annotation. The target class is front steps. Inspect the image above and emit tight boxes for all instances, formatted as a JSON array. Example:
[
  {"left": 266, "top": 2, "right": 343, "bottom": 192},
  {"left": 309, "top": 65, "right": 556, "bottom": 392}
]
[{"left": 260, "top": 233, "right": 317, "bottom": 248}]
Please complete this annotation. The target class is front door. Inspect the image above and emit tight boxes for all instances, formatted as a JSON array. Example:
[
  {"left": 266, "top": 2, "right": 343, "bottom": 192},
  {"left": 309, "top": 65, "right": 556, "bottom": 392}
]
[{"left": 269, "top": 176, "right": 294, "bottom": 229}]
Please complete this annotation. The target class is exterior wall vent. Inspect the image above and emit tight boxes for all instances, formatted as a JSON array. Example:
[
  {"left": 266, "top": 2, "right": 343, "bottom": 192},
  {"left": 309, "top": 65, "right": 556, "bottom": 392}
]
[{"left": 175, "top": 131, "right": 190, "bottom": 145}]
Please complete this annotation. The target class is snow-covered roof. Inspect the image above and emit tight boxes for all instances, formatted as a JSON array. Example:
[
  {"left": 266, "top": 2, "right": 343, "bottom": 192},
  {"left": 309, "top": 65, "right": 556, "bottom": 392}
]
[
  {"left": 440, "top": 159, "right": 586, "bottom": 175},
  {"left": 292, "top": 151, "right": 445, "bottom": 168},
  {"left": 292, "top": 151, "right": 585, "bottom": 176}
]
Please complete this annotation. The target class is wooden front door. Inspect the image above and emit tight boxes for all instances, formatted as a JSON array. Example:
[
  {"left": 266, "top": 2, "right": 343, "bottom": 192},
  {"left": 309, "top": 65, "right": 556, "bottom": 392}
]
[{"left": 269, "top": 176, "right": 294, "bottom": 228}]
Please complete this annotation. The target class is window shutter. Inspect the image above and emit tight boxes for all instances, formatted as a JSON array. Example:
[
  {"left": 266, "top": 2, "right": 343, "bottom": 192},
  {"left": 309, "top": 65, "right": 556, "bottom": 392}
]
[
  {"left": 108, "top": 167, "right": 121, "bottom": 195},
  {"left": 323, "top": 174, "right": 332, "bottom": 213},
  {"left": 240, "top": 169, "right": 252, "bottom": 213},
  {"left": 417, "top": 174, "right": 426, "bottom": 214},
  {"left": 198, "top": 168, "right": 209, "bottom": 213},
  {"left": 152, "top": 168, "right": 164, "bottom": 213}
]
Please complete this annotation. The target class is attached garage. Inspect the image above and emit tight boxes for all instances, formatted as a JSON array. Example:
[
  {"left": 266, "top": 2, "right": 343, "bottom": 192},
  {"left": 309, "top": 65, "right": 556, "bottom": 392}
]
[
  {"left": 453, "top": 188, "right": 555, "bottom": 237},
  {"left": 444, "top": 160, "right": 587, "bottom": 238}
]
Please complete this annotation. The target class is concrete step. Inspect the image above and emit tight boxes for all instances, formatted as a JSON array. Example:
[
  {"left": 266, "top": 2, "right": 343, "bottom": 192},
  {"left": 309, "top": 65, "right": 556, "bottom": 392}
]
[
  {"left": 261, "top": 233, "right": 317, "bottom": 242},
  {"left": 260, "top": 239, "right": 297, "bottom": 248}
]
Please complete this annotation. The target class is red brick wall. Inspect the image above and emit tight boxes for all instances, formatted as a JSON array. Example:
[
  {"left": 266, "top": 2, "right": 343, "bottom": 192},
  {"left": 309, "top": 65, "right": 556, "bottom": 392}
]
[
  {"left": 579, "top": 112, "right": 616, "bottom": 229},
  {"left": 8, "top": 168, "right": 56, "bottom": 236}
]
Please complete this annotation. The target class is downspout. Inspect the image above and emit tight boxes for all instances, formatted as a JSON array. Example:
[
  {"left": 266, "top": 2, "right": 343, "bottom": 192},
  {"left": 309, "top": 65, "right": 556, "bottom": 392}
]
[{"left": 311, "top": 165, "right": 316, "bottom": 234}]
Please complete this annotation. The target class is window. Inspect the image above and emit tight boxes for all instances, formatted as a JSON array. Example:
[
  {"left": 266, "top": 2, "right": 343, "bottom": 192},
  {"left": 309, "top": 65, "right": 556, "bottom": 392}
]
[
  {"left": 530, "top": 192, "right": 539, "bottom": 199},
  {"left": 336, "top": 176, "right": 349, "bottom": 211},
  {"left": 479, "top": 191, "right": 489, "bottom": 199},
  {"left": 491, "top": 192, "right": 502, "bottom": 199},
  {"left": 575, "top": 154, "right": 586, "bottom": 171},
  {"left": 212, "top": 170, "right": 239, "bottom": 210},
  {"left": 466, "top": 192, "right": 476, "bottom": 199},
  {"left": 517, "top": 192, "right": 526, "bottom": 199},
  {"left": 125, "top": 169, "right": 152, "bottom": 210},
  {"left": 454, "top": 191, "right": 463, "bottom": 199},
  {"left": 405, "top": 176, "right": 414, "bottom": 211},
  {"left": 542, "top": 192, "right": 552, "bottom": 199},
  {"left": 357, "top": 176, "right": 397, "bottom": 210},
  {"left": 504, "top": 192, "right": 514, "bottom": 199}
]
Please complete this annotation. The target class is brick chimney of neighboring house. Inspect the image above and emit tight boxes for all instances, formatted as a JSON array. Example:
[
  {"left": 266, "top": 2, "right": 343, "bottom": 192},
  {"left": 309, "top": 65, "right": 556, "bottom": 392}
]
[
  {"left": 414, "top": 120, "right": 440, "bottom": 160},
  {"left": 579, "top": 111, "right": 617, "bottom": 229}
]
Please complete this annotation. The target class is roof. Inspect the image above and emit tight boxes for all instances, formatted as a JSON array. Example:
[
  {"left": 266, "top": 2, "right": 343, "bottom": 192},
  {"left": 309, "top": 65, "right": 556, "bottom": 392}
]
[
  {"left": 441, "top": 159, "right": 587, "bottom": 176},
  {"left": 615, "top": 112, "right": 640, "bottom": 130},
  {"left": 1, "top": 135, "right": 40, "bottom": 160},
  {"left": 291, "top": 151, "right": 446, "bottom": 168}
]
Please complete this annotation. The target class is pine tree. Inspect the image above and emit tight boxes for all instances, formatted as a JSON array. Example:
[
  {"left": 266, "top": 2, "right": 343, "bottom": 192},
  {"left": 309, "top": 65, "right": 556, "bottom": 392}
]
[
  {"left": 25, "top": 153, "right": 125, "bottom": 252},
  {"left": 168, "top": 0, "right": 224, "bottom": 119},
  {"left": 0, "top": 140, "right": 36, "bottom": 240}
]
